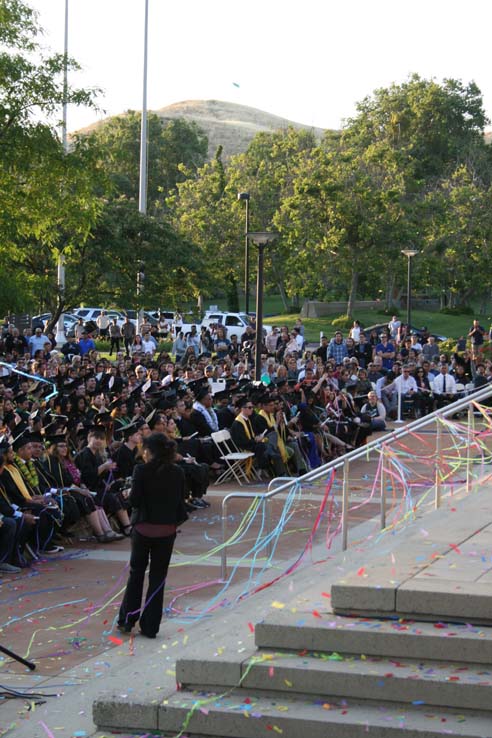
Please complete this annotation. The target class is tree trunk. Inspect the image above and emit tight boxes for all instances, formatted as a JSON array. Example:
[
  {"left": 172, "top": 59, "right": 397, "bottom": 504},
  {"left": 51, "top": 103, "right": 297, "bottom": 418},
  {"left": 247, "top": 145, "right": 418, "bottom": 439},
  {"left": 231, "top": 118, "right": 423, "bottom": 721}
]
[
  {"left": 277, "top": 281, "right": 290, "bottom": 312},
  {"left": 226, "top": 275, "right": 239, "bottom": 312},
  {"left": 385, "top": 272, "right": 397, "bottom": 310},
  {"left": 346, "top": 269, "right": 358, "bottom": 318}
]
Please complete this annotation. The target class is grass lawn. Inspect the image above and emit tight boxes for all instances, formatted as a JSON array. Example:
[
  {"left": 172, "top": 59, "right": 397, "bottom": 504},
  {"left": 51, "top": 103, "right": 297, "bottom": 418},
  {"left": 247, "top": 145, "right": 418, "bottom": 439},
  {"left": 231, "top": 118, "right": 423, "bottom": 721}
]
[{"left": 267, "top": 308, "right": 492, "bottom": 344}]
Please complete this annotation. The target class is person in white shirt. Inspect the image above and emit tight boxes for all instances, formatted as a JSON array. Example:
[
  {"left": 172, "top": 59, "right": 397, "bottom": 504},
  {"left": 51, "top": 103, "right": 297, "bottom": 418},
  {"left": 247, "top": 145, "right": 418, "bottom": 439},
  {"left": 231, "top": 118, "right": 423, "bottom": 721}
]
[
  {"left": 96, "top": 310, "right": 110, "bottom": 340},
  {"left": 433, "top": 364, "right": 458, "bottom": 408},
  {"left": 141, "top": 333, "right": 156, "bottom": 357},
  {"left": 349, "top": 320, "right": 361, "bottom": 344}
]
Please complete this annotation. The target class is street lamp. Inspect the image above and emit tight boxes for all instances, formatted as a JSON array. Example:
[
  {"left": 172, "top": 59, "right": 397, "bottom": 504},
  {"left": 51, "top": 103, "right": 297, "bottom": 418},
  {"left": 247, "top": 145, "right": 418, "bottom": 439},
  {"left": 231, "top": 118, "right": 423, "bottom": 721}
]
[
  {"left": 237, "top": 192, "right": 250, "bottom": 314},
  {"left": 247, "top": 231, "right": 279, "bottom": 381},
  {"left": 55, "top": 0, "right": 69, "bottom": 347},
  {"left": 401, "top": 248, "right": 419, "bottom": 330},
  {"left": 137, "top": 0, "right": 149, "bottom": 335}
]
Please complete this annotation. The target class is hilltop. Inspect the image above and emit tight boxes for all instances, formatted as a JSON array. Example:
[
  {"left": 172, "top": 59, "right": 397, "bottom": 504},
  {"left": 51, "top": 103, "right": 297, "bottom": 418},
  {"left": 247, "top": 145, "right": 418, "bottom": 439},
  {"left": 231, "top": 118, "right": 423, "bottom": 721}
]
[{"left": 76, "top": 99, "right": 327, "bottom": 159}]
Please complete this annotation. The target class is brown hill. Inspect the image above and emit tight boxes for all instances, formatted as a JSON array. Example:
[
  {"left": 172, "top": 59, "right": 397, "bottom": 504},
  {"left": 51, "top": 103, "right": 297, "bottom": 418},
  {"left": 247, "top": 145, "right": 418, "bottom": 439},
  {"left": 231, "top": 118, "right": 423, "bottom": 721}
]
[{"left": 76, "top": 99, "right": 327, "bottom": 159}]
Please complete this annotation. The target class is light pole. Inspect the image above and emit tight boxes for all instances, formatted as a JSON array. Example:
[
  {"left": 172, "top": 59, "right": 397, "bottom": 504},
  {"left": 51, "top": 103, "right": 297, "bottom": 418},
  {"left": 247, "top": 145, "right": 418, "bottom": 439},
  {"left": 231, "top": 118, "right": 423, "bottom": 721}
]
[
  {"left": 401, "top": 248, "right": 419, "bottom": 329},
  {"left": 247, "top": 231, "right": 279, "bottom": 381},
  {"left": 55, "top": 0, "right": 69, "bottom": 347},
  {"left": 237, "top": 192, "right": 250, "bottom": 313},
  {"left": 137, "top": 0, "right": 149, "bottom": 335}
]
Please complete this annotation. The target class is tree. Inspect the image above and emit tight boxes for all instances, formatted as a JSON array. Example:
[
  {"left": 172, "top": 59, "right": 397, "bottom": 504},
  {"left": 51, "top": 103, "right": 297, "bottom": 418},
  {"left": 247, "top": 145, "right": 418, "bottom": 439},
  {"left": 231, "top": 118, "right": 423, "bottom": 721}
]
[
  {"left": 0, "top": 0, "right": 106, "bottom": 322},
  {"left": 86, "top": 112, "right": 208, "bottom": 210}
]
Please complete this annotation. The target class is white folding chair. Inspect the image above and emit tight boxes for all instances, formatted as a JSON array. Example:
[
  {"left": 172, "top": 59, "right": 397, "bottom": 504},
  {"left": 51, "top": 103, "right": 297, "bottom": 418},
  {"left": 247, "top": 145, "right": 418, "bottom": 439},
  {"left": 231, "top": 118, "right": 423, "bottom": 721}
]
[{"left": 211, "top": 430, "right": 256, "bottom": 485}]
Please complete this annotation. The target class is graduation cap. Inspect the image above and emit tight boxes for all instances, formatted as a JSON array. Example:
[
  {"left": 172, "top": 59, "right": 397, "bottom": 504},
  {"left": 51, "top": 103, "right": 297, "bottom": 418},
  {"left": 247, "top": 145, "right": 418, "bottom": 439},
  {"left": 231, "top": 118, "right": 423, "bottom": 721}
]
[
  {"left": 186, "top": 378, "right": 209, "bottom": 396},
  {"left": 145, "top": 408, "right": 157, "bottom": 425},
  {"left": 94, "top": 411, "right": 112, "bottom": 426},
  {"left": 44, "top": 431, "right": 68, "bottom": 446},
  {"left": 213, "top": 390, "right": 230, "bottom": 402},
  {"left": 0, "top": 435, "right": 12, "bottom": 452},
  {"left": 195, "top": 385, "right": 211, "bottom": 402},
  {"left": 114, "top": 422, "right": 141, "bottom": 441},
  {"left": 108, "top": 397, "right": 123, "bottom": 412},
  {"left": 12, "top": 427, "right": 31, "bottom": 451}
]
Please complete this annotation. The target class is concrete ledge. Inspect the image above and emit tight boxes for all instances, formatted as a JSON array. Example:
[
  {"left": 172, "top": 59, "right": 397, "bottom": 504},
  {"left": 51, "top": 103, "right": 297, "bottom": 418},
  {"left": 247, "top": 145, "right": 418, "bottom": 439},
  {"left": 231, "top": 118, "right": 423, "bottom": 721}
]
[
  {"left": 158, "top": 688, "right": 492, "bottom": 738},
  {"left": 93, "top": 697, "right": 158, "bottom": 731},
  {"left": 397, "top": 579, "right": 492, "bottom": 621},
  {"left": 331, "top": 580, "right": 396, "bottom": 612},
  {"left": 240, "top": 652, "right": 492, "bottom": 712},
  {"left": 255, "top": 611, "right": 492, "bottom": 664},
  {"left": 177, "top": 652, "right": 253, "bottom": 688}
]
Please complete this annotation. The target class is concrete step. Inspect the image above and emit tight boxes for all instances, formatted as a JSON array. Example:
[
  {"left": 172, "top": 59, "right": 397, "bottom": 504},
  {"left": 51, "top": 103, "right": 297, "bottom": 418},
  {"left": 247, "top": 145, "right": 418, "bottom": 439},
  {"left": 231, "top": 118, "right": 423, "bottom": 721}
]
[
  {"left": 254, "top": 610, "right": 492, "bottom": 664},
  {"left": 177, "top": 649, "right": 492, "bottom": 713},
  {"left": 157, "top": 688, "right": 492, "bottom": 738}
]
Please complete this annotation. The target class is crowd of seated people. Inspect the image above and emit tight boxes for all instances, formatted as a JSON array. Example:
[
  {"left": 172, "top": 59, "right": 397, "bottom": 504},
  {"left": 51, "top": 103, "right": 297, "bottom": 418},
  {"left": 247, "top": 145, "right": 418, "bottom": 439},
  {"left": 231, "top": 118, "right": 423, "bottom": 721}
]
[{"left": 0, "top": 313, "right": 490, "bottom": 573}]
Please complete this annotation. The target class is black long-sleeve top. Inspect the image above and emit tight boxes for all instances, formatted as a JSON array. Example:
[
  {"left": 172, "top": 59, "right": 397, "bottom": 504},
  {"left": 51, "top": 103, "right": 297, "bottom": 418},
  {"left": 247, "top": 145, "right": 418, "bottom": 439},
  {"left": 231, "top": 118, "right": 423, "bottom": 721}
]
[{"left": 130, "top": 461, "right": 187, "bottom": 525}]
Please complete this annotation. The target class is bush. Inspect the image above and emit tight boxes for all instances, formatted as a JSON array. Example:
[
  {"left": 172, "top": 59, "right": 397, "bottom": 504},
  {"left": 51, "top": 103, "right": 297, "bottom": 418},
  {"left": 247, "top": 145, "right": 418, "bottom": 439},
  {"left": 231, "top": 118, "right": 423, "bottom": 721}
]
[
  {"left": 440, "top": 305, "right": 474, "bottom": 316},
  {"left": 438, "top": 337, "right": 458, "bottom": 354},
  {"left": 331, "top": 314, "right": 353, "bottom": 330}
]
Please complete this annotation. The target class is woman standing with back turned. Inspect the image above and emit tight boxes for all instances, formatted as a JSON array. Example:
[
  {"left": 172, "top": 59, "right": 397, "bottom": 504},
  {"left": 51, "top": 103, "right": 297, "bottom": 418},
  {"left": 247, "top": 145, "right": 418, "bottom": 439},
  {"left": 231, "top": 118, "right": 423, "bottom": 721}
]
[{"left": 118, "top": 433, "right": 187, "bottom": 638}]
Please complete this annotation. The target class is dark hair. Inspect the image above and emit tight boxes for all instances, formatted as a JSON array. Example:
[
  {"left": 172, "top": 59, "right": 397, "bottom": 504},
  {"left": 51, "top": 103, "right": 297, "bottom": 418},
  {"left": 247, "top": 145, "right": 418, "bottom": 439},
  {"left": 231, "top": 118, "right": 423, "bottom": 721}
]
[{"left": 142, "top": 432, "right": 176, "bottom": 466}]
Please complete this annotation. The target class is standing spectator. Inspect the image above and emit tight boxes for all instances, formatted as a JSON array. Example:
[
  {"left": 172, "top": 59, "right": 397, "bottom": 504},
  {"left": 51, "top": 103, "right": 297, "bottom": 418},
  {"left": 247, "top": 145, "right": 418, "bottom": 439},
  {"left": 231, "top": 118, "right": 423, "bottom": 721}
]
[
  {"left": 74, "top": 317, "right": 85, "bottom": 340},
  {"left": 121, "top": 316, "right": 136, "bottom": 356},
  {"left": 349, "top": 320, "right": 362, "bottom": 344},
  {"left": 388, "top": 315, "right": 401, "bottom": 341},
  {"left": 468, "top": 319, "right": 485, "bottom": 360},
  {"left": 117, "top": 435, "right": 187, "bottom": 637},
  {"left": 109, "top": 318, "right": 122, "bottom": 356},
  {"left": 328, "top": 331, "right": 348, "bottom": 364},
  {"left": 28, "top": 327, "right": 47, "bottom": 357},
  {"left": 96, "top": 310, "right": 110, "bottom": 341}
]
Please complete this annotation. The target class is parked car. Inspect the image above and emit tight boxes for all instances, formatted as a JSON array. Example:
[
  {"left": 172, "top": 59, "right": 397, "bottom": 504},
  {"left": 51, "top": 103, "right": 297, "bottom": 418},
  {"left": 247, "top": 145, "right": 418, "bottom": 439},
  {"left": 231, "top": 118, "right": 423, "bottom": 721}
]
[
  {"left": 31, "top": 312, "right": 79, "bottom": 336},
  {"left": 364, "top": 322, "right": 447, "bottom": 343},
  {"left": 177, "top": 311, "right": 271, "bottom": 338},
  {"left": 72, "top": 307, "right": 124, "bottom": 324}
]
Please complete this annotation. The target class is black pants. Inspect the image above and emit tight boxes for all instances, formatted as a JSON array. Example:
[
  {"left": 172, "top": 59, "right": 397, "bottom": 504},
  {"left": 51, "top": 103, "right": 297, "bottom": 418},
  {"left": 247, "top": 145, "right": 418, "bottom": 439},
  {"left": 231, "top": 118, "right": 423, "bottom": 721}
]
[
  {"left": 0, "top": 517, "right": 17, "bottom": 564},
  {"left": 118, "top": 529, "right": 176, "bottom": 636},
  {"left": 109, "top": 337, "right": 120, "bottom": 355}
]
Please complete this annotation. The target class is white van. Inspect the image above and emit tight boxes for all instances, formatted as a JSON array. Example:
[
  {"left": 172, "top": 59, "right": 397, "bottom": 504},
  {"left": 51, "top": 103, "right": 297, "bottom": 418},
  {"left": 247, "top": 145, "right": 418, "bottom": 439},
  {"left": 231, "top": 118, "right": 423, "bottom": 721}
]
[{"left": 176, "top": 311, "right": 271, "bottom": 338}]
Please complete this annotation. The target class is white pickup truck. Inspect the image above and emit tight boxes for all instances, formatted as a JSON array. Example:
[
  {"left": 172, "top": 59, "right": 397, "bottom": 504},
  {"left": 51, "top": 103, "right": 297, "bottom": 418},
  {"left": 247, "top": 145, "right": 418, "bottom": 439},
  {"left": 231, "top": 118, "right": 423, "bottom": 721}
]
[{"left": 175, "top": 311, "right": 272, "bottom": 338}]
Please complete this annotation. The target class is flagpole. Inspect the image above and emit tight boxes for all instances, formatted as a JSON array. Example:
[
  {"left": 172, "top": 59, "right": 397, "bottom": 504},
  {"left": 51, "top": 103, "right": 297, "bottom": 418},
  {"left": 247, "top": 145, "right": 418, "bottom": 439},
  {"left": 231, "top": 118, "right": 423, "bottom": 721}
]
[
  {"left": 137, "top": 0, "right": 149, "bottom": 335},
  {"left": 55, "top": 0, "right": 69, "bottom": 347}
]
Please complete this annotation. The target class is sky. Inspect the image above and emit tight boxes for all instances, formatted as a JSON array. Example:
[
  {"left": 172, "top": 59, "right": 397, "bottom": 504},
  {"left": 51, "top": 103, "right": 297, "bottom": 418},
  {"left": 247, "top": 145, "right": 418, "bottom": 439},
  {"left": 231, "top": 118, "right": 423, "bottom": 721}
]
[{"left": 28, "top": 0, "right": 492, "bottom": 134}]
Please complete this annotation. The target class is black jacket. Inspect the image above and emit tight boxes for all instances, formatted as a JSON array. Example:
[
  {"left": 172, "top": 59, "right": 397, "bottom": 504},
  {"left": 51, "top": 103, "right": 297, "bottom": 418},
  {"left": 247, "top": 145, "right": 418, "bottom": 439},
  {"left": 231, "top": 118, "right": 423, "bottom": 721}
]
[{"left": 130, "top": 461, "right": 187, "bottom": 526}]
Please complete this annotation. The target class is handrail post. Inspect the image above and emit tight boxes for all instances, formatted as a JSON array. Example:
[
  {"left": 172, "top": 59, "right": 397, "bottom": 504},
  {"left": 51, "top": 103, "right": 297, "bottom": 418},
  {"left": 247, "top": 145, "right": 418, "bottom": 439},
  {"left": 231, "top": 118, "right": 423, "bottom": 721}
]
[
  {"left": 380, "top": 445, "right": 386, "bottom": 530},
  {"left": 264, "top": 498, "right": 272, "bottom": 559},
  {"left": 435, "top": 417, "right": 442, "bottom": 509},
  {"left": 221, "top": 503, "right": 228, "bottom": 580},
  {"left": 395, "top": 387, "right": 404, "bottom": 424},
  {"left": 466, "top": 404, "right": 474, "bottom": 495},
  {"left": 341, "top": 459, "right": 350, "bottom": 550}
]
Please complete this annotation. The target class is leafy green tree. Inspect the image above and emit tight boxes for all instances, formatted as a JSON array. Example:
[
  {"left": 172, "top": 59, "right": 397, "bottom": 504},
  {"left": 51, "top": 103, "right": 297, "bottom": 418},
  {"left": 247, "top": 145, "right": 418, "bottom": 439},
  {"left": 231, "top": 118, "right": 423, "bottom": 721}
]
[
  {"left": 86, "top": 112, "right": 208, "bottom": 210},
  {"left": 0, "top": 0, "right": 106, "bottom": 323},
  {"left": 170, "top": 146, "right": 243, "bottom": 310}
]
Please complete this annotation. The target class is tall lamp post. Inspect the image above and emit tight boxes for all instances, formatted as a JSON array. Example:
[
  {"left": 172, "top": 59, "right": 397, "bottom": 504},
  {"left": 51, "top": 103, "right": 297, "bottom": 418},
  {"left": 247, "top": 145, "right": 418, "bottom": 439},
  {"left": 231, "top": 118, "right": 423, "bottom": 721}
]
[
  {"left": 55, "top": 0, "right": 69, "bottom": 347},
  {"left": 401, "top": 248, "right": 419, "bottom": 330},
  {"left": 248, "top": 231, "right": 279, "bottom": 381},
  {"left": 136, "top": 0, "right": 149, "bottom": 335},
  {"left": 237, "top": 193, "right": 250, "bottom": 314}
]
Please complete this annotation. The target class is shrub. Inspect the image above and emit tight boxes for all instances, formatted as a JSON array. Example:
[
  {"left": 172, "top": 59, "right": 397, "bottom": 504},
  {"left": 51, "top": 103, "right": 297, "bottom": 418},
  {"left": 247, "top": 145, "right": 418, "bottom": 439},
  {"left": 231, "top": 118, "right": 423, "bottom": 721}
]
[
  {"left": 331, "top": 314, "right": 353, "bottom": 330},
  {"left": 437, "top": 337, "right": 458, "bottom": 354},
  {"left": 440, "top": 305, "right": 474, "bottom": 316}
]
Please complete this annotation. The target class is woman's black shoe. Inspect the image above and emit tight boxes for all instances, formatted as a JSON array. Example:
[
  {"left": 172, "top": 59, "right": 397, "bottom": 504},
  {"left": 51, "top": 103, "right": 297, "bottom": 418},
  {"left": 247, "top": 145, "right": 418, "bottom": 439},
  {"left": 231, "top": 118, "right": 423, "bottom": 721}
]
[
  {"left": 139, "top": 629, "right": 156, "bottom": 639},
  {"left": 117, "top": 623, "right": 133, "bottom": 634}
]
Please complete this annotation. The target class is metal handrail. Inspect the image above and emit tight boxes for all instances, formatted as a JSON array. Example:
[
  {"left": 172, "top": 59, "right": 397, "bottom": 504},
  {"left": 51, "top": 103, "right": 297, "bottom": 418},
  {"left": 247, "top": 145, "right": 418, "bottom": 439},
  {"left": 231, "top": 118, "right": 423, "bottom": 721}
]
[{"left": 220, "top": 383, "right": 492, "bottom": 578}]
